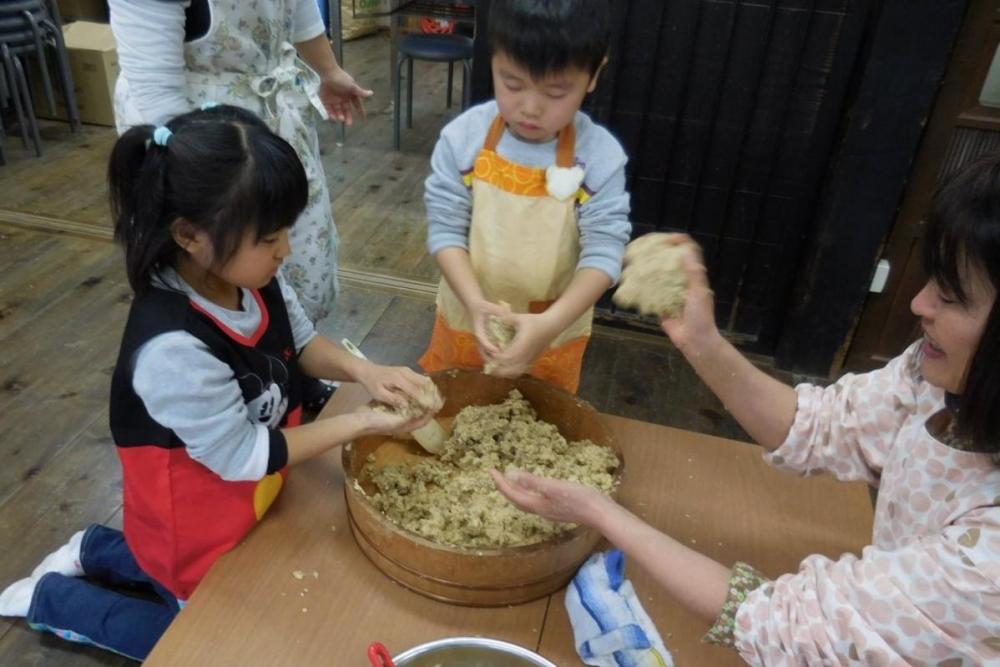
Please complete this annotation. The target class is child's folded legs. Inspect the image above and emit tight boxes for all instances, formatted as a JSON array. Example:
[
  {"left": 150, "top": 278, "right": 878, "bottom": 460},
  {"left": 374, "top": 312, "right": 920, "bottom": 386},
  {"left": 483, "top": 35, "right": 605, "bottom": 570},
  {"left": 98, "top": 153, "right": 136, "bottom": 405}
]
[{"left": 27, "top": 572, "right": 177, "bottom": 661}]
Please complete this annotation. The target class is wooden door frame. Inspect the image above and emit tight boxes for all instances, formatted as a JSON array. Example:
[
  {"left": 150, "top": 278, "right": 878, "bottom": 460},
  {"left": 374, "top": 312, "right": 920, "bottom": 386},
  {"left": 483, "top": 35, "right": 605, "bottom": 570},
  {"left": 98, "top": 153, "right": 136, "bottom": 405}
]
[{"left": 843, "top": 0, "right": 1000, "bottom": 371}]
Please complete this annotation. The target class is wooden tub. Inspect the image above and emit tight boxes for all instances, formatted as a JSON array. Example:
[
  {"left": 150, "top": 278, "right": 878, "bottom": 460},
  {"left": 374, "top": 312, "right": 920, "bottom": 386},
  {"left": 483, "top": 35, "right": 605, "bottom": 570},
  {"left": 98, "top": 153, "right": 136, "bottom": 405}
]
[{"left": 342, "top": 369, "right": 624, "bottom": 607}]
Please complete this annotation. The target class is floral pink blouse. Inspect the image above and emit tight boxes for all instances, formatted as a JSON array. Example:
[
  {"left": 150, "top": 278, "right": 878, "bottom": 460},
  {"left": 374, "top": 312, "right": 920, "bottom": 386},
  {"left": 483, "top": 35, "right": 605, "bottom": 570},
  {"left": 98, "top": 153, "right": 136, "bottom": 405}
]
[{"left": 708, "top": 341, "right": 1000, "bottom": 666}]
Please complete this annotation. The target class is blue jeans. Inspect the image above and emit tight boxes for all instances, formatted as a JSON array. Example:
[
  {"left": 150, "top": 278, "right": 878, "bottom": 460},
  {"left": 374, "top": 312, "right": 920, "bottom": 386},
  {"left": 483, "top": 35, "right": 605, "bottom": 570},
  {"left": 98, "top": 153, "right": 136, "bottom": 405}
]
[{"left": 26, "top": 524, "right": 179, "bottom": 661}]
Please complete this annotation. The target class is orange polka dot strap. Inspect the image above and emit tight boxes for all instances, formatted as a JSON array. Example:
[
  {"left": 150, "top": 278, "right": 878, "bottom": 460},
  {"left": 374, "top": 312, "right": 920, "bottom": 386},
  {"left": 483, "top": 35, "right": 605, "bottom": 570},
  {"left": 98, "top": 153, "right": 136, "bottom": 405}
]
[{"left": 471, "top": 115, "right": 580, "bottom": 197}]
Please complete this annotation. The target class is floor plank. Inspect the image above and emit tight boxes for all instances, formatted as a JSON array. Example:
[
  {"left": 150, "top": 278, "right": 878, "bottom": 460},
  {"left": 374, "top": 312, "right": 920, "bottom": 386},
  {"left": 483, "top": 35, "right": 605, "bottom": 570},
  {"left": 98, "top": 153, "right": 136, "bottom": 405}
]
[
  {"left": 315, "top": 283, "right": 396, "bottom": 345},
  {"left": 2, "top": 32, "right": 449, "bottom": 287},
  {"left": 0, "top": 628, "right": 132, "bottom": 667},
  {"left": 0, "top": 231, "right": 122, "bottom": 338},
  {"left": 356, "top": 294, "right": 438, "bottom": 368},
  {"left": 576, "top": 333, "right": 620, "bottom": 414},
  {"left": 0, "top": 417, "right": 123, "bottom": 588}
]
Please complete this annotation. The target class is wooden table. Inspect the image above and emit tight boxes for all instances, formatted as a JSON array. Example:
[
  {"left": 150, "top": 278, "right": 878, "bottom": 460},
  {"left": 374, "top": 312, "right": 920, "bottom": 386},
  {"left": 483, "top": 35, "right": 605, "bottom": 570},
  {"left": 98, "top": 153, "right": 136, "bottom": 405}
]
[{"left": 145, "top": 383, "right": 874, "bottom": 666}]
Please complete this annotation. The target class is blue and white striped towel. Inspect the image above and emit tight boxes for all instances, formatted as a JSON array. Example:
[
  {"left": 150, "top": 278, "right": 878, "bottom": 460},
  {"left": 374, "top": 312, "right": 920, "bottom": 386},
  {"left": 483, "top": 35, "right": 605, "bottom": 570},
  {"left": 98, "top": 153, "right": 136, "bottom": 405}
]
[{"left": 565, "top": 550, "right": 674, "bottom": 667}]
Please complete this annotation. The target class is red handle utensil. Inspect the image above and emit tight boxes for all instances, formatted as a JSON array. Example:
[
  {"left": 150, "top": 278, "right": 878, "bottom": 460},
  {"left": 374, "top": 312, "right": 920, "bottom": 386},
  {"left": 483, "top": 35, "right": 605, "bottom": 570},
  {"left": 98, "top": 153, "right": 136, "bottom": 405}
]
[{"left": 368, "top": 642, "right": 396, "bottom": 667}]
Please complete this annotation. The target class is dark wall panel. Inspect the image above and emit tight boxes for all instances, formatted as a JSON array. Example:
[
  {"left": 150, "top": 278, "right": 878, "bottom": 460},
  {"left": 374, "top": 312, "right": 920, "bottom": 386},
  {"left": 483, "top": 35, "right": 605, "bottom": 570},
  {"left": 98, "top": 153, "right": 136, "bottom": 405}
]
[{"left": 593, "top": 0, "right": 873, "bottom": 351}]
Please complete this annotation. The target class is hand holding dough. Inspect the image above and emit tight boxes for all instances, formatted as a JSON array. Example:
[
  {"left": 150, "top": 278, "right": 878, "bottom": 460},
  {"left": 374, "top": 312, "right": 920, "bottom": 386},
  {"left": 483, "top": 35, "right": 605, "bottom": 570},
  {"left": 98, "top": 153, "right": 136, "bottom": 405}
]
[
  {"left": 483, "top": 303, "right": 516, "bottom": 376},
  {"left": 374, "top": 377, "right": 447, "bottom": 453},
  {"left": 613, "top": 234, "right": 693, "bottom": 318}
]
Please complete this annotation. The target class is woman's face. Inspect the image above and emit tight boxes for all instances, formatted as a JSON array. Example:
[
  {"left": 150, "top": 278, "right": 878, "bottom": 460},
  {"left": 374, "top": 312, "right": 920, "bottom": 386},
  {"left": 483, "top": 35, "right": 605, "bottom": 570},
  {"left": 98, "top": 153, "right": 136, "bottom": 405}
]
[{"left": 910, "top": 263, "right": 995, "bottom": 394}]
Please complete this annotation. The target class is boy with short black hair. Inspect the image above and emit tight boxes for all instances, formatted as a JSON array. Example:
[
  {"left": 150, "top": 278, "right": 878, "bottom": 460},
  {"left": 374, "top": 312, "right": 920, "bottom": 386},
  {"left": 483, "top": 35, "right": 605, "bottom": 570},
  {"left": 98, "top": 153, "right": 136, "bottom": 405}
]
[{"left": 419, "top": 0, "right": 631, "bottom": 393}]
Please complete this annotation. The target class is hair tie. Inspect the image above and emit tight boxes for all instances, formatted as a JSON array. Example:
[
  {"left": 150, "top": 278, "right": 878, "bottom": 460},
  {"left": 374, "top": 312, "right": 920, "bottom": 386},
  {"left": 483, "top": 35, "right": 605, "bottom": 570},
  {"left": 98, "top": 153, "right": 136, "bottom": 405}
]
[
  {"left": 200, "top": 101, "right": 219, "bottom": 110},
  {"left": 152, "top": 126, "right": 172, "bottom": 147}
]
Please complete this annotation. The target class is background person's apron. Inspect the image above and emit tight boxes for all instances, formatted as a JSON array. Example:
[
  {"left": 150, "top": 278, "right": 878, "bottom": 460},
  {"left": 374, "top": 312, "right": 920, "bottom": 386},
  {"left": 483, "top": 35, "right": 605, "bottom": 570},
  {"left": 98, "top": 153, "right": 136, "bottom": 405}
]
[{"left": 114, "top": 0, "right": 339, "bottom": 321}]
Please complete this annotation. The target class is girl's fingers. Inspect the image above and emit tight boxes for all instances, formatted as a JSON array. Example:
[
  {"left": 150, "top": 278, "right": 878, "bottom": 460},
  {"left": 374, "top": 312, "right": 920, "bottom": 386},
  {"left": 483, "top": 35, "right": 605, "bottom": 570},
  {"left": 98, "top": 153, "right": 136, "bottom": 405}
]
[
  {"left": 376, "top": 386, "right": 408, "bottom": 409},
  {"left": 392, "top": 373, "right": 425, "bottom": 399}
]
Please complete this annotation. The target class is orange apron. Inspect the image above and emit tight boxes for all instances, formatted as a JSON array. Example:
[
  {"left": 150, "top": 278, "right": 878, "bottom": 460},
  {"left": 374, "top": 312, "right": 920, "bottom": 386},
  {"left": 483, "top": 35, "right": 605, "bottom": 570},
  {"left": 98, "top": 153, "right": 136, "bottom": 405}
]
[{"left": 420, "top": 115, "right": 592, "bottom": 393}]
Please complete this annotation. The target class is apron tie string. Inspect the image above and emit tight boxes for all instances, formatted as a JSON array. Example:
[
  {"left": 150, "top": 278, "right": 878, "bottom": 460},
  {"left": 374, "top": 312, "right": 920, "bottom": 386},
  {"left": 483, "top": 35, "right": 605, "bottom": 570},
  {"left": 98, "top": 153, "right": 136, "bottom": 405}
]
[{"left": 250, "top": 41, "right": 327, "bottom": 138}]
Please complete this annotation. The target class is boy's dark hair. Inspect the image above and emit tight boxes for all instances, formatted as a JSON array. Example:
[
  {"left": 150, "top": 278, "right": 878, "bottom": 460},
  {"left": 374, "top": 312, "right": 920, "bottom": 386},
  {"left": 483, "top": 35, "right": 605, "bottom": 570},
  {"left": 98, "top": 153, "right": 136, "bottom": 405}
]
[
  {"left": 108, "top": 104, "right": 308, "bottom": 294},
  {"left": 488, "top": 0, "right": 611, "bottom": 79},
  {"left": 924, "top": 152, "right": 1000, "bottom": 450}
]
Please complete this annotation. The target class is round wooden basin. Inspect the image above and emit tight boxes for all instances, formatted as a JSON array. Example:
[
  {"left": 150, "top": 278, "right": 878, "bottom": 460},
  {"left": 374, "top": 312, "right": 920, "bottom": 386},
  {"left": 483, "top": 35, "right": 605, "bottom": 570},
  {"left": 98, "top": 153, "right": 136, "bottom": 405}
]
[{"left": 342, "top": 369, "right": 624, "bottom": 607}]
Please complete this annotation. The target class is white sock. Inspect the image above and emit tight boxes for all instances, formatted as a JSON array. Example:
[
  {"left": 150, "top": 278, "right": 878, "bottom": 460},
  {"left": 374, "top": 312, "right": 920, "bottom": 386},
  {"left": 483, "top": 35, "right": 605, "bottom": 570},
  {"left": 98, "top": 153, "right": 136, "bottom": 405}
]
[
  {"left": 0, "top": 577, "right": 37, "bottom": 617},
  {"left": 31, "top": 530, "right": 85, "bottom": 579}
]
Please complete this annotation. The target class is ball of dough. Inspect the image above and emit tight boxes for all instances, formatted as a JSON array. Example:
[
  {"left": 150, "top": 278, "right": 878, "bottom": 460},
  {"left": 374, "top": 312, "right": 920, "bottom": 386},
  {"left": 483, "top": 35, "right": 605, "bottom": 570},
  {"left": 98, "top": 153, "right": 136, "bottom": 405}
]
[
  {"left": 613, "top": 234, "right": 693, "bottom": 318},
  {"left": 374, "top": 377, "right": 443, "bottom": 419}
]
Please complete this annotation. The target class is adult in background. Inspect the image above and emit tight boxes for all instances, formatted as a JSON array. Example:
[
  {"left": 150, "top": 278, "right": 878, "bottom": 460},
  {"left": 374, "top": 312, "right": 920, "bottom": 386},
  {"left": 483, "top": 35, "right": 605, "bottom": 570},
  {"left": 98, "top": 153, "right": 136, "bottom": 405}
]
[{"left": 110, "top": 0, "right": 370, "bottom": 408}]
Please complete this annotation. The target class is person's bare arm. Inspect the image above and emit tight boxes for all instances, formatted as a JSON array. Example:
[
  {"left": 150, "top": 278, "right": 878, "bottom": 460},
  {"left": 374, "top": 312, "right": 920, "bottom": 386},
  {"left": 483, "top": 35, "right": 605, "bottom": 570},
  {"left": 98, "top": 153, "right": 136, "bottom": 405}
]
[
  {"left": 661, "top": 239, "right": 797, "bottom": 450},
  {"left": 493, "top": 470, "right": 731, "bottom": 624}
]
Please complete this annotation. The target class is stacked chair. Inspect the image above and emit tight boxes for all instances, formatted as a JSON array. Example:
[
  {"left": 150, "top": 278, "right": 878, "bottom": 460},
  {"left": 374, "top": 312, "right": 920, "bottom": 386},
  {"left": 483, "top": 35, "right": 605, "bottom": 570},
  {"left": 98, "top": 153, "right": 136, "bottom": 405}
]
[{"left": 0, "top": 0, "right": 80, "bottom": 158}]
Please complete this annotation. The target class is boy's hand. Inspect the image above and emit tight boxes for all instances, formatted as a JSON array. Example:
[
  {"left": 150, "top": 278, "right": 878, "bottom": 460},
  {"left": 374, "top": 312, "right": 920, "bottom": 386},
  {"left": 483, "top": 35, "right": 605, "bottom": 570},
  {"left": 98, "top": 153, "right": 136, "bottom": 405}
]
[
  {"left": 355, "top": 363, "right": 433, "bottom": 411},
  {"left": 490, "top": 469, "right": 610, "bottom": 527},
  {"left": 469, "top": 299, "right": 513, "bottom": 358},
  {"left": 481, "top": 312, "right": 555, "bottom": 378}
]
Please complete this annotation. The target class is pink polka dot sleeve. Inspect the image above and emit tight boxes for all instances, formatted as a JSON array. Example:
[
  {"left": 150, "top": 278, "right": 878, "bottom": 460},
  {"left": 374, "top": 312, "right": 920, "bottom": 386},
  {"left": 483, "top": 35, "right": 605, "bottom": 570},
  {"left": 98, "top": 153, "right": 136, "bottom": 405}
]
[
  {"left": 766, "top": 341, "right": 932, "bottom": 485},
  {"left": 728, "top": 341, "right": 1000, "bottom": 665},
  {"left": 732, "top": 515, "right": 1000, "bottom": 665}
]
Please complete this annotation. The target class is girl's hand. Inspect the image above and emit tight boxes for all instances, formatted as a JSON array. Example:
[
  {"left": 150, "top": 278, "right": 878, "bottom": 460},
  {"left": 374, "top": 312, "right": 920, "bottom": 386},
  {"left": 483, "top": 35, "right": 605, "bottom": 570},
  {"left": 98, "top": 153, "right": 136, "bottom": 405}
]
[
  {"left": 482, "top": 313, "right": 553, "bottom": 378},
  {"left": 356, "top": 363, "right": 433, "bottom": 411},
  {"left": 318, "top": 67, "right": 374, "bottom": 126},
  {"left": 469, "top": 299, "right": 513, "bottom": 358},
  {"left": 658, "top": 236, "right": 720, "bottom": 356},
  {"left": 490, "top": 469, "right": 611, "bottom": 527},
  {"left": 353, "top": 405, "right": 433, "bottom": 437}
]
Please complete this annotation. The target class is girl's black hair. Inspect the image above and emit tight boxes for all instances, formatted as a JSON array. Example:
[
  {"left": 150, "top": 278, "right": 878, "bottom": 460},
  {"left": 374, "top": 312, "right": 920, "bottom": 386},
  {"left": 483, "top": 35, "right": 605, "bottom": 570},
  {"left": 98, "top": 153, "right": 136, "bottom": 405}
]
[
  {"left": 488, "top": 0, "right": 611, "bottom": 80},
  {"left": 924, "top": 153, "right": 1000, "bottom": 448},
  {"left": 108, "top": 104, "right": 308, "bottom": 294}
]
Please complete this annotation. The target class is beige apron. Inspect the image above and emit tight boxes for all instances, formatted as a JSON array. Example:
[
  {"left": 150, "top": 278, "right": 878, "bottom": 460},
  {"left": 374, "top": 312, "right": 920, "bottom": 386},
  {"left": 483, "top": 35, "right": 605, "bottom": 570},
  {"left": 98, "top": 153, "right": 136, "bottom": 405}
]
[{"left": 420, "top": 115, "right": 592, "bottom": 393}]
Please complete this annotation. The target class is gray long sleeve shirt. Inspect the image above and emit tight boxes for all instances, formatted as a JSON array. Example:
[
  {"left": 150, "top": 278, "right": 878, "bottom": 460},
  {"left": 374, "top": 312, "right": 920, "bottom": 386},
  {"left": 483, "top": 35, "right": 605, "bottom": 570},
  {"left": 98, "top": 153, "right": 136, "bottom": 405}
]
[{"left": 425, "top": 100, "right": 632, "bottom": 283}]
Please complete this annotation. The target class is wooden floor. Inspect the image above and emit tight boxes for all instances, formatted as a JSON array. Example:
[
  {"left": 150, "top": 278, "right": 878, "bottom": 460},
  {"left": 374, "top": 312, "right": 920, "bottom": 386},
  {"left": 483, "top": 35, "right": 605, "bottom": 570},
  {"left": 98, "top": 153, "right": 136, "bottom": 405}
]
[
  {"left": 0, "top": 31, "right": 452, "bottom": 284},
  {"left": 0, "top": 30, "right": 808, "bottom": 667}
]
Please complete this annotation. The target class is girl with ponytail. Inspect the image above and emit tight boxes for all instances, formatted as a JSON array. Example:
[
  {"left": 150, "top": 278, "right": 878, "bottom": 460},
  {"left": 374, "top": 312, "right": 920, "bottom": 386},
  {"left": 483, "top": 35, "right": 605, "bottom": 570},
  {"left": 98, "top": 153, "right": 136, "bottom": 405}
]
[{"left": 0, "top": 104, "right": 437, "bottom": 660}]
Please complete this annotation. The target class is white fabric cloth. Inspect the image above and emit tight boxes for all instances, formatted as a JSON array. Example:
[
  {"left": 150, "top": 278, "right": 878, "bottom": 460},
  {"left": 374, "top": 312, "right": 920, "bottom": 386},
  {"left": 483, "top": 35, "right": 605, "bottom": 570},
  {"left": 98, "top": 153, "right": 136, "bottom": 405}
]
[{"left": 565, "top": 550, "right": 674, "bottom": 667}]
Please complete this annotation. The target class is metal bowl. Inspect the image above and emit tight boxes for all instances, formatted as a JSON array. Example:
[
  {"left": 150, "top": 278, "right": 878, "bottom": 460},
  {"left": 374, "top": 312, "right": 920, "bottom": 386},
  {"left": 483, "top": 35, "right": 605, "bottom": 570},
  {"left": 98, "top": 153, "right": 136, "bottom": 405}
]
[{"left": 392, "top": 637, "right": 557, "bottom": 667}]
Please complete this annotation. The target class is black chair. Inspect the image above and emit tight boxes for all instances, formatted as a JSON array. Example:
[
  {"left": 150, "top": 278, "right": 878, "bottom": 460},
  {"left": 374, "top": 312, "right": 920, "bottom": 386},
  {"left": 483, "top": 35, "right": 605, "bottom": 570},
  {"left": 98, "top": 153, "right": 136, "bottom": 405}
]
[
  {"left": 393, "top": 33, "right": 474, "bottom": 150},
  {"left": 0, "top": 0, "right": 80, "bottom": 157}
]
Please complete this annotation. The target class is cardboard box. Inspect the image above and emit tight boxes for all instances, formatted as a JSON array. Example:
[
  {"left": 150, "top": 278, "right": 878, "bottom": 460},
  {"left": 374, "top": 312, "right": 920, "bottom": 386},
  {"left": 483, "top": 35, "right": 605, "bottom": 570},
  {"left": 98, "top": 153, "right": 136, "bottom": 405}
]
[
  {"left": 351, "top": 0, "right": 407, "bottom": 18},
  {"left": 56, "top": 0, "right": 108, "bottom": 23},
  {"left": 33, "top": 21, "right": 119, "bottom": 126}
]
